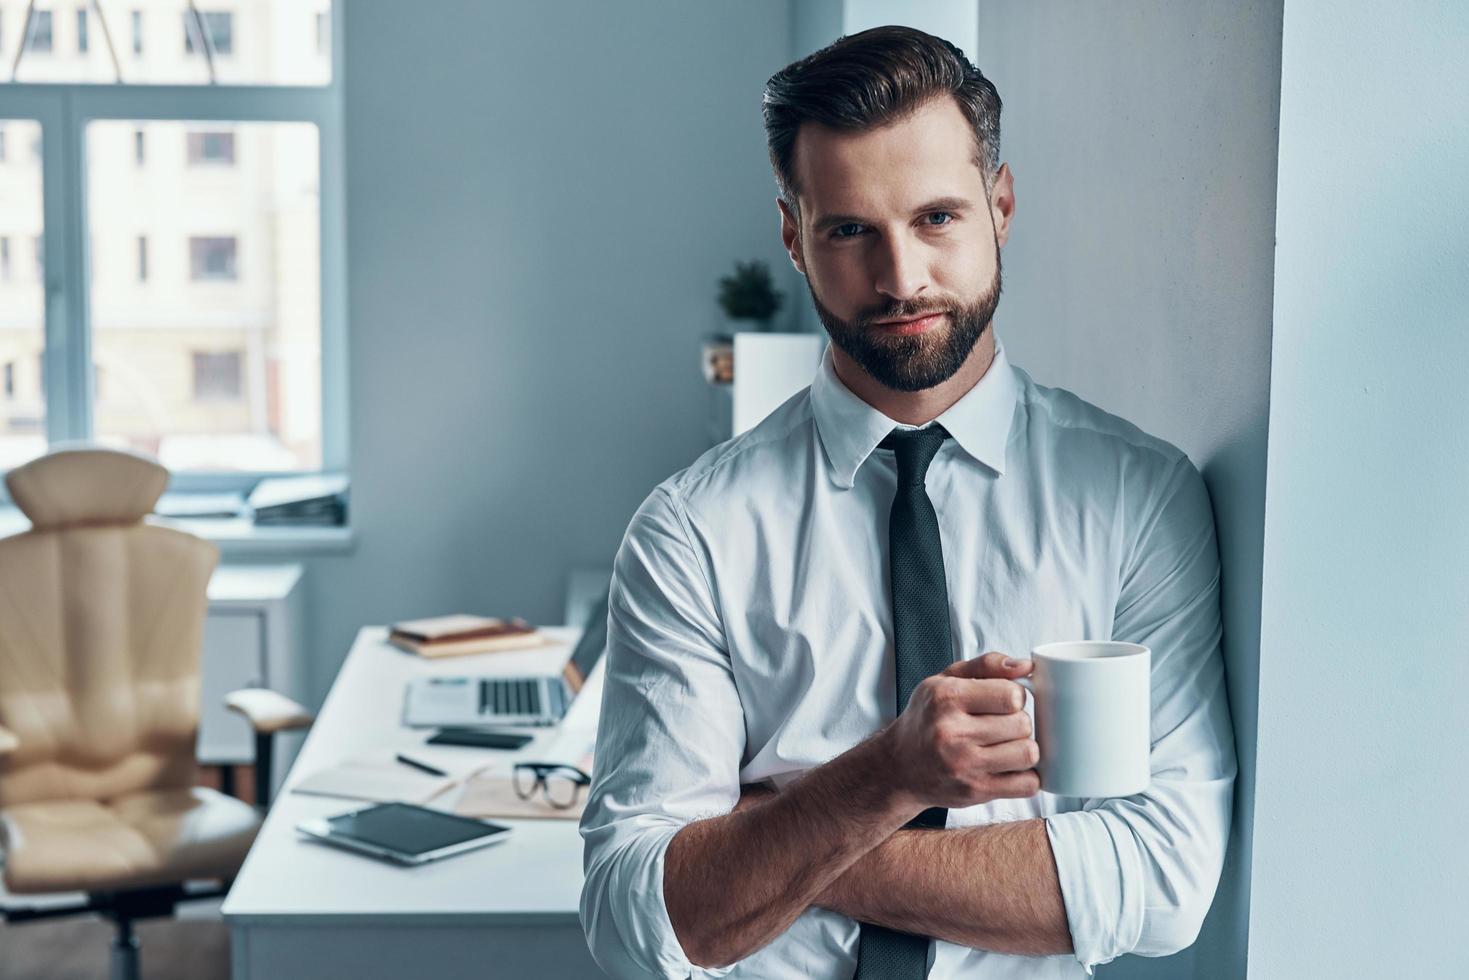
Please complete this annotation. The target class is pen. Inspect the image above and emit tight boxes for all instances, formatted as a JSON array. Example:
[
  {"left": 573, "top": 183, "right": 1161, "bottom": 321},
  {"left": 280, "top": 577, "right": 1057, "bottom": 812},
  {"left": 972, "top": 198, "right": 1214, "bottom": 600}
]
[{"left": 395, "top": 753, "right": 448, "bottom": 777}]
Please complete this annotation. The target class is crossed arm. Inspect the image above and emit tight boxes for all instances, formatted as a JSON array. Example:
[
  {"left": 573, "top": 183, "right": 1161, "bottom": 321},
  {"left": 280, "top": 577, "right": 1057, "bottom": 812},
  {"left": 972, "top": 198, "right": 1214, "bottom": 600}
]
[
  {"left": 664, "top": 735, "right": 1071, "bottom": 969},
  {"left": 732, "top": 783, "right": 1071, "bottom": 957}
]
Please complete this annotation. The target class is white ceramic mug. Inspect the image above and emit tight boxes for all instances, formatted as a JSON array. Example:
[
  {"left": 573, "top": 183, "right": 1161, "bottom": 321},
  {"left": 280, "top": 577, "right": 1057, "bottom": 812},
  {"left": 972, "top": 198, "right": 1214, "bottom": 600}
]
[{"left": 1014, "top": 641, "right": 1152, "bottom": 798}]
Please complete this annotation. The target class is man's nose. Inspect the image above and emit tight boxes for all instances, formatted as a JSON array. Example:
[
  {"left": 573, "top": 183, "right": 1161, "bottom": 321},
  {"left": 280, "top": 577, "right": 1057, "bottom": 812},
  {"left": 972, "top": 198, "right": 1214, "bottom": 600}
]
[{"left": 871, "top": 234, "right": 929, "bottom": 302}]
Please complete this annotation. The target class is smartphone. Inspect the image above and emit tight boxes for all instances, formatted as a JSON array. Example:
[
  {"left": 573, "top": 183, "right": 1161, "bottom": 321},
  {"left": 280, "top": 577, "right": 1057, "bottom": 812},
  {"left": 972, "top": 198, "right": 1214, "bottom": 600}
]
[{"left": 425, "top": 727, "right": 534, "bottom": 750}]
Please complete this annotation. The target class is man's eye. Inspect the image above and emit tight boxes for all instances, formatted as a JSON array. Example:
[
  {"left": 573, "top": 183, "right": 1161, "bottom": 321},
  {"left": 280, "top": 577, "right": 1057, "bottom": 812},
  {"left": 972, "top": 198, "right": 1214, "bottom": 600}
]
[
  {"left": 927, "top": 212, "right": 955, "bottom": 226},
  {"left": 832, "top": 224, "right": 865, "bottom": 239}
]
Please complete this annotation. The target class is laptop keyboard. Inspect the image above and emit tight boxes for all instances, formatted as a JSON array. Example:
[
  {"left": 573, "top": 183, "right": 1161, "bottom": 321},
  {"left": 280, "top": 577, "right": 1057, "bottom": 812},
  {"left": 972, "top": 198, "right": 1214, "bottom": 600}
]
[{"left": 479, "top": 679, "right": 542, "bottom": 717}]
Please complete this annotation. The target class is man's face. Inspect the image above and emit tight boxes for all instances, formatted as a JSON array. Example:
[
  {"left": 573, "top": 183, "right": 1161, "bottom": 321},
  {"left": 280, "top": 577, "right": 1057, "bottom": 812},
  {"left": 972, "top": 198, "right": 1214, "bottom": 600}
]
[{"left": 779, "top": 95, "right": 1012, "bottom": 392}]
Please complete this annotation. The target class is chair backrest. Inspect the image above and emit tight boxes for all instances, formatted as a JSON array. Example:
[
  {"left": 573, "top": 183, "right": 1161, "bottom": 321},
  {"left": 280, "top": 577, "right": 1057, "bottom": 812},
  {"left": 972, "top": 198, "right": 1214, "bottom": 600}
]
[{"left": 0, "top": 447, "right": 219, "bottom": 808}]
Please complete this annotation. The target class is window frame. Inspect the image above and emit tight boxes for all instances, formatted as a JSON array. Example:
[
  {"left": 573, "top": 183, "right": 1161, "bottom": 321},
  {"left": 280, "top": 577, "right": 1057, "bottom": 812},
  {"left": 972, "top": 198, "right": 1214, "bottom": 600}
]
[{"left": 0, "top": 3, "right": 346, "bottom": 500}]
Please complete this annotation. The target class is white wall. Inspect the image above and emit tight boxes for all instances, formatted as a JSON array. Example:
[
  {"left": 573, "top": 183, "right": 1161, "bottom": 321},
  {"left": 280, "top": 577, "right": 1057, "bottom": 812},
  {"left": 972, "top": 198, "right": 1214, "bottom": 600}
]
[
  {"left": 973, "top": 3, "right": 1283, "bottom": 976},
  {"left": 276, "top": 0, "right": 795, "bottom": 697},
  {"left": 1248, "top": 2, "right": 1469, "bottom": 975}
]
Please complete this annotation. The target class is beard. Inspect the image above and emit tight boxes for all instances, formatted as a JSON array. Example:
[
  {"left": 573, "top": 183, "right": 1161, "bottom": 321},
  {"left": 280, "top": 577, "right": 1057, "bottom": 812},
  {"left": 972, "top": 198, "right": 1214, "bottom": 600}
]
[{"left": 808, "top": 250, "right": 1002, "bottom": 393}]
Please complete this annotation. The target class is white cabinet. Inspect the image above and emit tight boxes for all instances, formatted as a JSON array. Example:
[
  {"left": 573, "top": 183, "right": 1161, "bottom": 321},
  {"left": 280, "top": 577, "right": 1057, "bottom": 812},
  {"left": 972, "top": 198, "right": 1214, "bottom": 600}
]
[
  {"left": 731, "top": 332, "right": 825, "bottom": 436},
  {"left": 198, "top": 564, "right": 308, "bottom": 798}
]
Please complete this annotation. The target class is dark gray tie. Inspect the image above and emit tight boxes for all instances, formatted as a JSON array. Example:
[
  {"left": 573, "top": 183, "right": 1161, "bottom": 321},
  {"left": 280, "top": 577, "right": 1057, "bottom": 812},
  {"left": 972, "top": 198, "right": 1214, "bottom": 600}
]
[{"left": 853, "top": 425, "right": 953, "bottom": 979}]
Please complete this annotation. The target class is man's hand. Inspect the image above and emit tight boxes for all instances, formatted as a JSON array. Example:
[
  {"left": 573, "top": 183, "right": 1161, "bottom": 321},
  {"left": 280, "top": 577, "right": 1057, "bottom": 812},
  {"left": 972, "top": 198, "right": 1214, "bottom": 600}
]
[{"left": 879, "top": 652, "right": 1041, "bottom": 811}]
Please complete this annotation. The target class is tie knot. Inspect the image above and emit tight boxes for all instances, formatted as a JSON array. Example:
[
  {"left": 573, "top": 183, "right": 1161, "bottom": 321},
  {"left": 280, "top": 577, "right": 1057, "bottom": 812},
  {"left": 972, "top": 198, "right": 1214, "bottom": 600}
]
[{"left": 880, "top": 425, "right": 951, "bottom": 486}]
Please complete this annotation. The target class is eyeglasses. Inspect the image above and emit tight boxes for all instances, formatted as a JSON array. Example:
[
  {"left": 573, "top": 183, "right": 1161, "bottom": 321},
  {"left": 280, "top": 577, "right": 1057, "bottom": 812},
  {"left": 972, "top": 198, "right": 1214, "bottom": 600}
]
[{"left": 512, "top": 762, "right": 591, "bottom": 810}]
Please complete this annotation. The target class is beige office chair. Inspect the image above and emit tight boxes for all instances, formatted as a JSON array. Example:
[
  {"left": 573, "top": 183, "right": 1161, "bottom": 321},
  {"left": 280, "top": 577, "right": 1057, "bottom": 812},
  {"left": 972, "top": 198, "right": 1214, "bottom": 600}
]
[{"left": 0, "top": 446, "right": 313, "bottom": 980}]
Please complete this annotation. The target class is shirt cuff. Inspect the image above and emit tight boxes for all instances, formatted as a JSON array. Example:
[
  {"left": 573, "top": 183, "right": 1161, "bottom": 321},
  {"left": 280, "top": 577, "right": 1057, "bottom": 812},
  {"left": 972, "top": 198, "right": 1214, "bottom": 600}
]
[
  {"left": 584, "top": 822, "right": 737, "bottom": 979},
  {"left": 1044, "top": 809, "right": 1145, "bottom": 974}
]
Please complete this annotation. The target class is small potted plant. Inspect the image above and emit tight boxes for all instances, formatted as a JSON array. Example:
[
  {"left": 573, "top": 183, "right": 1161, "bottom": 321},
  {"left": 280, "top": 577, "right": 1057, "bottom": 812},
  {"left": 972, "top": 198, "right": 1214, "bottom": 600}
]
[
  {"left": 704, "top": 259, "right": 785, "bottom": 384},
  {"left": 717, "top": 259, "right": 785, "bottom": 328}
]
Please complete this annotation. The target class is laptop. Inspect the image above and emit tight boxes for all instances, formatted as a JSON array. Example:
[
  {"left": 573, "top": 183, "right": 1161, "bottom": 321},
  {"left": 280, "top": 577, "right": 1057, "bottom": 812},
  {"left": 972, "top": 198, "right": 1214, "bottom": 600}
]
[{"left": 401, "top": 594, "right": 608, "bottom": 728}]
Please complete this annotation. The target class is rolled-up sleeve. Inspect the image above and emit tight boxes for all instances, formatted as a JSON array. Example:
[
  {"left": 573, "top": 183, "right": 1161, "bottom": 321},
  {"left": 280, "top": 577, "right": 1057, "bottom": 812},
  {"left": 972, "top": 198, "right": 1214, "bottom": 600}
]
[
  {"left": 579, "top": 485, "right": 747, "bottom": 979},
  {"left": 1045, "top": 455, "right": 1238, "bottom": 974}
]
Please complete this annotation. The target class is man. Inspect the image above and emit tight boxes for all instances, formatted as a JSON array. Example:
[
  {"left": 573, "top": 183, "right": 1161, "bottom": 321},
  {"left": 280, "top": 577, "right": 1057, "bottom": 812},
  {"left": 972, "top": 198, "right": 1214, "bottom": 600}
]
[{"left": 580, "top": 25, "right": 1235, "bottom": 979}]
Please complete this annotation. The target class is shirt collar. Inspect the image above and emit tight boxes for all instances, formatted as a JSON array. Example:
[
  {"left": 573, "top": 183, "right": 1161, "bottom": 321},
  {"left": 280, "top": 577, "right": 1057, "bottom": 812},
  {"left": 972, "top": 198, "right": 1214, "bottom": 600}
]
[{"left": 811, "top": 332, "right": 1019, "bottom": 489}]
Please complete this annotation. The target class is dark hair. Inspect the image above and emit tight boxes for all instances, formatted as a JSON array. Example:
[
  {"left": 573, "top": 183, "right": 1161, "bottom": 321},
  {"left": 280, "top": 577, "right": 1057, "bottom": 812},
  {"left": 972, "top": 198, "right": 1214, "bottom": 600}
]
[{"left": 762, "top": 25, "right": 1002, "bottom": 225}]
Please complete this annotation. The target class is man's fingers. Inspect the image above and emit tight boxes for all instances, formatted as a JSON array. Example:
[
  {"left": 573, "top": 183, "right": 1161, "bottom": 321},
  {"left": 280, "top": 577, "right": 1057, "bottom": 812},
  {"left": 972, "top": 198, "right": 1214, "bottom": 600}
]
[
  {"left": 982, "top": 737, "right": 1041, "bottom": 774},
  {"left": 986, "top": 768, "right": 1042, "bottom": 799},
  {"left": 944, "top": 651, "right": 1034, "bottom": 680},
  {"left": 967, "top": 709, "right": 1033, "bottom": 745},
  {"left": 940, "top": 676, "right": 1028, "bottom": 715}
]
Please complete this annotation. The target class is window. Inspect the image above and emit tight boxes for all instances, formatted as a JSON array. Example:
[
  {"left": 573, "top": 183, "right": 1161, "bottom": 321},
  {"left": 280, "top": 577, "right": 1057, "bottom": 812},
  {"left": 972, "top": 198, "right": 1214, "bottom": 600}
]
[
  {"left": 0, "top": 13, "right": 341, "bottom": 483},
  {"left": 10, "top": 1, "right": 330, "bottom": 85},
  {"left": 189, "top": 236, "right": 238, "bottom": 281},
  {"left": 186, "top": 130, "right": 235, "bottom": 165},
  {"left": 183, "top": 10, "right": 232, "bottom": 55},
  {"left": 192, "top": 351, "right": 243, "bottom": 402},
  {"left": 0, "top": 126, "right": 6, "bottom": 161},
  {"left": 26, "top": 9, "right": 53, "bottom": 53},
  {"left": 0, "top": 121, "right": 45, "bottom": 466}
]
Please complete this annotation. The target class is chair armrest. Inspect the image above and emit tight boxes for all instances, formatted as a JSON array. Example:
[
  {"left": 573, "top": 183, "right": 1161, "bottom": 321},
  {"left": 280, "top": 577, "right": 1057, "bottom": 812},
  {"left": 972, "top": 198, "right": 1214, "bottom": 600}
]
[
  {"left": 224, "top": 688, "right": 314, "bottom": 734},
  {"left": 0, "top": 724, "right": 17, "bottom": 756}
]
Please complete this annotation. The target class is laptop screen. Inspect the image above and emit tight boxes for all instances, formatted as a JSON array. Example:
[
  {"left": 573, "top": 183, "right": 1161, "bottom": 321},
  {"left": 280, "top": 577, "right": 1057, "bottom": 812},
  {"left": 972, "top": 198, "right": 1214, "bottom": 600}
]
[{"left": 564, "top": 593, "right": 609, "bottom": 690}]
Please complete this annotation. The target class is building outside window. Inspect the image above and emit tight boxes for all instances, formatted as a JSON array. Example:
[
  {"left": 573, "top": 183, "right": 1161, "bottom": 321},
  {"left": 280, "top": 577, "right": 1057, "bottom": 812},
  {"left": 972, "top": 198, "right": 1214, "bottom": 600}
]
[
  {"left": 189, "top": 235, "right": 238, "bottom": 281},
  {"left": 27, "top": 10, "right": 53, "bottom": 53},
  {"left": 76, "top": 7, "right": 88, "bottom": 53},
  {"left": 0, "top": 2, "right": 339, "bottom": 481},
  {"left": 186, "top": 130, "right": 236, "bottom": 165},
  {"left": 183, "top": 10, "right": 232, "bottom": 55},
  {"left": 0, "top": 126, "right": 6, "bottom": 161},
  {"left": 192, "top": 350, "right": 243, "bottom": 402},
  {"left": 3, "top": 362, "right": 13, "bottom": 400}
]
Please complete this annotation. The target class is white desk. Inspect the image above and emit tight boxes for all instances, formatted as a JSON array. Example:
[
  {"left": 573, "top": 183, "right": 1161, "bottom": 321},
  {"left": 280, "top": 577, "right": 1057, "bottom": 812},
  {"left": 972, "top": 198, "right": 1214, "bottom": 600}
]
[{"left": 222, "top": 626, "right": 607, "bottom": 980}]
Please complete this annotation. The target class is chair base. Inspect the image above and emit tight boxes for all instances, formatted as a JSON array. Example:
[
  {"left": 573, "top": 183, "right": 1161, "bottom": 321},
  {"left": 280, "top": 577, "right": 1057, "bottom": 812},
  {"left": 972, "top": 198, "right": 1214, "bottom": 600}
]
[{"left": 3, "top": 881, "right": 231, "bottom": 980}]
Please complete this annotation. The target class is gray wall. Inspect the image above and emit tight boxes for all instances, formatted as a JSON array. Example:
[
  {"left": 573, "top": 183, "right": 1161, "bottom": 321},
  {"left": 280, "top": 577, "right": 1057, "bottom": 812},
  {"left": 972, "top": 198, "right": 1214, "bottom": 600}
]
[
  {"left": 973, "top": 3, "right": 1282, "bottom": 976},
  {"left": 286, "top": 0, "right": 794, "bottom": 694},
  {"left": 1247, "top": 2, "right": 1469, "bottom": 976}
]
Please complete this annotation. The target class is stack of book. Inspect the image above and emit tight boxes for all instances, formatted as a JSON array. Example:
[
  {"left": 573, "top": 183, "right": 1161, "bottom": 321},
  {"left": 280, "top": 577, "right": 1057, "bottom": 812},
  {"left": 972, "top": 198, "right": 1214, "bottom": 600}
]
[{"left": 388, "top": 614, "right": 546, "bottom": 659}]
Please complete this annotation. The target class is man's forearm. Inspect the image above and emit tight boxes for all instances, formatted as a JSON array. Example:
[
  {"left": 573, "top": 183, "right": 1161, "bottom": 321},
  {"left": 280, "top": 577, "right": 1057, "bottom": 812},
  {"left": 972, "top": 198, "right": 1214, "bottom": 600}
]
[
  {"left": 664, "top": 735, "right": 919, "bottom": 969},
  {"left": 815, "top": 816, "right": 1073, "bottom": 956}
]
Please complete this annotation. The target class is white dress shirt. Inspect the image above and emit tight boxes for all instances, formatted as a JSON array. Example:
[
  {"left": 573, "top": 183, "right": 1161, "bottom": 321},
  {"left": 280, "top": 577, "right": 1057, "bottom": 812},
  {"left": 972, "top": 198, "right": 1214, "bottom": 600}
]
[{"left": 579, "top": 332, "right": 1236, "bottom": 979}]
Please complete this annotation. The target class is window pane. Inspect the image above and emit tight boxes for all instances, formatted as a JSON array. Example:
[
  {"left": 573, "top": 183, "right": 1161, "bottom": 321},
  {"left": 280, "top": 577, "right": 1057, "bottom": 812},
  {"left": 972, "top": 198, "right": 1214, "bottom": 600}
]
[
  {"left": 186, "top": 130, "right": 236, "bottom": 166},
  {"left": 88, "top": 120, "right": 322, "bottom": 473},
  {"left": 2, "top": 1, "right": 331, "bottom": 85},
  {"left": 0, "top": 121, "right": 48, "bottom": 471}
]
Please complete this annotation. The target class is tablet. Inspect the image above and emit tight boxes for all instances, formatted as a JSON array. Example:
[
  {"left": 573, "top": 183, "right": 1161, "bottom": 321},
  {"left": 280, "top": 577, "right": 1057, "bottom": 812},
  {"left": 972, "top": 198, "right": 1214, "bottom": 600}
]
[{"left": 297, "top": 801, "right": 513, "bottom": 866}]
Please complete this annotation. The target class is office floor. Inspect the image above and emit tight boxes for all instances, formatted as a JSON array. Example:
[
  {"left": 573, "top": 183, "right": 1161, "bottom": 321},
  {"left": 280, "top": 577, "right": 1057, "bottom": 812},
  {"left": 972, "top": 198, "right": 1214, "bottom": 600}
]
[
  {"left": 0, "top": 766, "right": 249, "bottom": 980},
  {"left": 0, "top": 904, "right": 229, "bottom": 980}
]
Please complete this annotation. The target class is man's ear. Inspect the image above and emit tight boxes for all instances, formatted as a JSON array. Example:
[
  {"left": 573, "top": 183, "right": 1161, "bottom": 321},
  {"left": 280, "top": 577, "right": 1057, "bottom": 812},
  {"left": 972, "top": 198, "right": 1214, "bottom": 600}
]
[
  {"left": 989, "top": 163, "right": 1016, "bottom": 248},
  {"left": 778, "top": 198, "right": 807, "bottom": 277}
]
